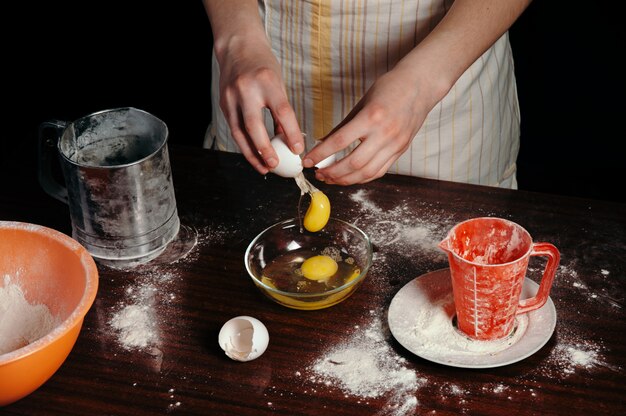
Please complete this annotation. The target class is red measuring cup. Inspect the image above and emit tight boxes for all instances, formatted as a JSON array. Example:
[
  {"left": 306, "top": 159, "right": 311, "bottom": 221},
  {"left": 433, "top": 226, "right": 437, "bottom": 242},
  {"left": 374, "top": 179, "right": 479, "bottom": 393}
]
[{"left": 438, "top": 217, "right": 560, "bottom": 341}]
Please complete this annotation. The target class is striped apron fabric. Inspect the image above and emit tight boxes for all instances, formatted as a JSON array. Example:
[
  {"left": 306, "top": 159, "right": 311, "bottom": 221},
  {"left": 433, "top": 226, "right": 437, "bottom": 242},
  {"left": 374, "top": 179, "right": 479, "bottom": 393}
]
[{"left": 206, "top": 0, "right": 520, "bottom": 188}]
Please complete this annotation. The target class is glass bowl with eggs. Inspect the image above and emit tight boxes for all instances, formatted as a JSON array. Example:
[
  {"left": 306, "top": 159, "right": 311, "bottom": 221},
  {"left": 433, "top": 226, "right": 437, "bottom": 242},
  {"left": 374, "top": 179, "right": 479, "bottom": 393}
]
[{"left": 245, "top": 217, "right": 373, "bottom": 310}]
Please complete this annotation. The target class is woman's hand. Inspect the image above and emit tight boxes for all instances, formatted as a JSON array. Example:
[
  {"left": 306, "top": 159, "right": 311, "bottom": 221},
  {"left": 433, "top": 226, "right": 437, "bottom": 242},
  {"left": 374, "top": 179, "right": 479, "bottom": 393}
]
[
  {"left": 302, "top": 64, "right": 438, "bottom": 185},
  {"left": 205, "top": 0, "right": 304, "bottom": 174}
]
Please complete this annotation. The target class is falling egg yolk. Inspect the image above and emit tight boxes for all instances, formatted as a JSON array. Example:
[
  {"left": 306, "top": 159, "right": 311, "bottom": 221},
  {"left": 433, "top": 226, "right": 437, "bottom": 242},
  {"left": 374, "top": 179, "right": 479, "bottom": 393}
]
[
  {"left": 301, "top": 255, "right": 338, "bottom": 281},
  {"left": 303, "top": 191, "right": 330, "bottom": 232}
]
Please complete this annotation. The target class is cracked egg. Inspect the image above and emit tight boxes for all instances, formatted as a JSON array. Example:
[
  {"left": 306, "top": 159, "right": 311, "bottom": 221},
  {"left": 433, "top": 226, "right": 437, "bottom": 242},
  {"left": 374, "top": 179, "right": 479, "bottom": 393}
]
[{"left": 218, "top": 316, "right": 269, "bottom": 362}]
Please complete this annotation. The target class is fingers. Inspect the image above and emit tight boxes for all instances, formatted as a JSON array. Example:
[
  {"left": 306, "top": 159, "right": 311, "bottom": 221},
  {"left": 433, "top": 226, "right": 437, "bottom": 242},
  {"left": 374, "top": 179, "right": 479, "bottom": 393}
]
[
  {"left": 221, "top": 84, "right": 302, "bottom": 174},
  {"left": 304, "top": 105, "right": 412, "bottom": 185},
  {"left": 270, "top": 103, "right": 305, "bottom": 155},
  {"left": 329, "top": 150, "right": 400, "bottom": 185},
  {"left": 301, "top": 107, "right": 400, "bottom": 185},
  {"left": 221, "top": 95, "right": 270, "bottom": 174},
  {"left": 316, "top": 136, "right": 402, "bottom": 185},
  {"left": 241, "top": 105, "right": 277, "bottom": 169},
  {"left": 302, "top": 118, "right": 365, "bottom": 169}
]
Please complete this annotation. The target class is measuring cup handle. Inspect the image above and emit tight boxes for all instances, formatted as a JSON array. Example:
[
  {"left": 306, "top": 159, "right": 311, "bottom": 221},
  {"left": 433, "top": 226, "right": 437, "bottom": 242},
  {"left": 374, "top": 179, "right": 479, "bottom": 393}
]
[
  {"left": 38, "top": 120, "right": 69, "bottom": 204},
  {"left": 517, "top": 242, "right": 560, "bottom": 314}
]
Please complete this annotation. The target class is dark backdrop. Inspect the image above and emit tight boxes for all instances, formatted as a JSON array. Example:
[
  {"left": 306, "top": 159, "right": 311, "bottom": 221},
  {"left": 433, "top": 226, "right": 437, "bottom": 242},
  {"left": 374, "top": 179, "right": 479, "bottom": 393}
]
[
  {"left": 511, "top": 1, "right": 624, "bottom": 202},
  {"left": 3, "top": 1, "right": 624, "bottom": 202}
]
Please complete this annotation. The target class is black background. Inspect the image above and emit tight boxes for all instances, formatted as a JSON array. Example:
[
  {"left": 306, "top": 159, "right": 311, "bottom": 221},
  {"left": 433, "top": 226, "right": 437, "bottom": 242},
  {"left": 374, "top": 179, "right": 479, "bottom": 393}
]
[{"left": 3, "top": 1, "right": 624, "bottom": 202}]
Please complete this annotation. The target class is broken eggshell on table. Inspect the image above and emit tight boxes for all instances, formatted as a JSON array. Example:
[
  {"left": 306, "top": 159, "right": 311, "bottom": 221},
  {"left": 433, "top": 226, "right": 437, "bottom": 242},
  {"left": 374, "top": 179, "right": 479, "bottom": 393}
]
[
  {"left": 269, "top": 134, "right": 336, "bottom": 178},
  {"left": 218, "top": 316, "right": 269, "bottom": 362}
]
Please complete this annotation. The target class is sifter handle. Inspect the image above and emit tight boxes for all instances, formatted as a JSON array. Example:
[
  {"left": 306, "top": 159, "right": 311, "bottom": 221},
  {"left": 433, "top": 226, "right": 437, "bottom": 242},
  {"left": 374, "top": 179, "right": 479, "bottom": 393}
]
[{"left": 38, "top": 120, "right": 69, "bottom": 204}]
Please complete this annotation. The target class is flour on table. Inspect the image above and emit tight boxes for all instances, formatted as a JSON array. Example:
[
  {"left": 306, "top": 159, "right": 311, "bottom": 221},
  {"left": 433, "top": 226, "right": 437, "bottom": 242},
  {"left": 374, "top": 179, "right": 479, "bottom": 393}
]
[
  {"left": 349, "top": 189, "right": 450, "bottom": 255},
  {"left": 348, "top": 189, "right": 452, "bottom": 284},
  {"left": 306, "top": 310, "right": 426, "bottom": 415},
  {"left": 530, "top": 261, "right": 622, "bottom": 309},
  {"left": 108, "top": 220, "right": 209, "bottom": 352},
  {"left": 522, "top": 257, "right": 622, "bottom": 380},
  {"left": 0, "top": 275, "right": 59, "bottom": 355},
  {"left": 483, "top": 383, "right": 507, "bottom": 394},
  {"left": 110, "top": 303, "right": 158, "bottom": 349},
  {"left": 534, "top": 329, "right": 612, "bottom": 377},
  {"left": 543, "top": 343, "right": 603, "bottom": 376},
  {"left": 109, "top": 269, "right": 178, "bottom": 351}
]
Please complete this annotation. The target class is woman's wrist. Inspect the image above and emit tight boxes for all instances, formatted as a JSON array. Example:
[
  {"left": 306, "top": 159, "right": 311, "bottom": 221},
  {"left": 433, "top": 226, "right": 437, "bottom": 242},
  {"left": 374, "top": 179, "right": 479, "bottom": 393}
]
[
  {"left": 391, "top": 50, "right": 455, "bottom": 116},
  {"left": 204, "top": 0, "right": 269, "bottom": 65}
]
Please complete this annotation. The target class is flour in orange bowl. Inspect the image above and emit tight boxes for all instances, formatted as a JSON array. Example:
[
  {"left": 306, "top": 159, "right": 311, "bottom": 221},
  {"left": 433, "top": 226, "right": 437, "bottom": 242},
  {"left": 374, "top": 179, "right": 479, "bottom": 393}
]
[{"left": 0, "top": 276, "right": 59, "bottom": 355}]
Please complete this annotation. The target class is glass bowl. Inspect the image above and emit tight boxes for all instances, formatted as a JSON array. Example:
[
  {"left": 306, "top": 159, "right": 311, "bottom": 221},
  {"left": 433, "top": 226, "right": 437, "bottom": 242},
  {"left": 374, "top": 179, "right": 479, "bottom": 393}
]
[{"left": 245, "top": 218, "right": 373, "bottom": 310}]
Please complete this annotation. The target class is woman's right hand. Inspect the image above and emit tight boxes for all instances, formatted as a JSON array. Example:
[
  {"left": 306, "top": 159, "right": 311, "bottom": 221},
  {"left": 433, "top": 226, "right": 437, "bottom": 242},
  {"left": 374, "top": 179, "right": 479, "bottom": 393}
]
[{"left": 206, "top": 0, "right": 304, "bottom": 174}]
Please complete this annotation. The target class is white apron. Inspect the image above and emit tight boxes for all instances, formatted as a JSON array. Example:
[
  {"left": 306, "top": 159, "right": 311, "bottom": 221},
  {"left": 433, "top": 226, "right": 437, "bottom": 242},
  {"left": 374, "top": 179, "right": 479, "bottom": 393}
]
[{"left": 206, "top": 0, "right": 520, "bottom": 188}]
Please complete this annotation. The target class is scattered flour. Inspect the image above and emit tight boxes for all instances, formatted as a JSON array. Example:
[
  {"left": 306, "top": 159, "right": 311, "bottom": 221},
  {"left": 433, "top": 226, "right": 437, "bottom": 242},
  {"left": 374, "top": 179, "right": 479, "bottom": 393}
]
[
  {"left": 349, "top": 190, "right": 451, "bottom": 256},
  {"left": 304, "top": 306, "right": 616, "bottom": 414},
  {"left": 0, "top": 276, "right": 59, "bottom": 355},
  {"left": 488, "top": 384, "right": 507, "bottom": 394},
  {"left": 307, "top": 311, "right": 426, "bottom": 415},
  {"left": 537, "top": 336, "right": 605, "bottom": 377},
  {"left": 108, "top": 220, "right": 217, "bottom": 352},
  {"left": 564, "top": 346, "right": 597, "bottom": 368},
  {"left": 348, "top": 189, "right": 452, "bottom": 285},
  {"left": 109, "top": 271, "right": 177, "bottom": 351},
  {"left": 111, "top": 303, "right": 158, "bottom": 349},
  {"left": 531, "top": 261, "right": 622, "bottom": 310}
]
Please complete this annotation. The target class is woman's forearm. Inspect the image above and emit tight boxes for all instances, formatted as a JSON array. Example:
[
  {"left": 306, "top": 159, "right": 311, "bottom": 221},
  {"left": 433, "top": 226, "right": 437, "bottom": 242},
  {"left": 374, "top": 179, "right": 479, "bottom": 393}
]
[
  {"left": 395, "top": 0, "right": 532, "bottom": 107},
  {"left": 202, "top": 0, "right": 269, "bottom": 64}
]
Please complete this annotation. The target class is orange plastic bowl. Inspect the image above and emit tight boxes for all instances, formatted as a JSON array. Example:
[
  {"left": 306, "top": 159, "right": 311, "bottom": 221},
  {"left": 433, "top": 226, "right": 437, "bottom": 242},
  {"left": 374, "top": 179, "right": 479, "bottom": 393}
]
[{"left": 0, "top": 221, "right": 98, "bottom": 406}]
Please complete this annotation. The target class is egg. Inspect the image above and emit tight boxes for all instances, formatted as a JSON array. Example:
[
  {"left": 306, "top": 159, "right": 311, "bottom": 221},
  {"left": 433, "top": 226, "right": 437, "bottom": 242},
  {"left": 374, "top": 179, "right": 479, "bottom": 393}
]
[
  {"left": 303, "top": 191, "right": 331, "bottom": 232},
  {"left": 270, "top": 134, "right": 303, "bottom": 178},
  {"left": 301, "top": 255, "right": 338, "bottom": 281},
  {"left": 218, "top": 316, "right": 269, "bottom": 362}
]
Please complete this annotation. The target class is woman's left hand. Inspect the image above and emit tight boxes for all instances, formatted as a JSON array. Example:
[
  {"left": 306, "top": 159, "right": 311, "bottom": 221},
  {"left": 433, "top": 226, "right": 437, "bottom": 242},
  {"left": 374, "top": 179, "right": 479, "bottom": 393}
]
[{"left": 302, "top": 65, "right": 436, "bottom": 185}]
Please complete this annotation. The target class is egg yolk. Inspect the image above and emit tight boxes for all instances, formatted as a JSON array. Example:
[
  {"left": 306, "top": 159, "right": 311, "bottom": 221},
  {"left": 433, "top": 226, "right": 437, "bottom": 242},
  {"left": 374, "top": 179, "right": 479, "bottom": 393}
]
[
  {"left": 303, "top": 191, "right": 330, "bottom": 232},
  {"left": 301, "top": 255, "right": 338, "bottom": 281}
]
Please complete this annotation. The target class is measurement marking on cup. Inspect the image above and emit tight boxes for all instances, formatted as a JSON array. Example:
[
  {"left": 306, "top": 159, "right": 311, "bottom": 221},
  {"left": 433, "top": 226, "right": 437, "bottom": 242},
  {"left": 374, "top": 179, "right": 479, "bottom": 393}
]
[
  {"left": 507, "top": 277, "right": 517, "bottom": 324},
  {"left": 473, "top": 268, "right": 478, "bottom": 337}
]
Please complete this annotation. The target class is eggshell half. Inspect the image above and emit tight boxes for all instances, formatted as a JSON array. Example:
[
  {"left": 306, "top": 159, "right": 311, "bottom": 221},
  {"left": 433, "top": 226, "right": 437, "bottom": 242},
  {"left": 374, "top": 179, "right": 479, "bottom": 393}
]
[
  {"left": 270, "top": 135, "right": 303, "bottom": 178},
  {"left": 315, "top": 153, "right": 337, "bottom": 169},
  {"left": 218, "top": 316, "right": 269, "bottom": 362}
]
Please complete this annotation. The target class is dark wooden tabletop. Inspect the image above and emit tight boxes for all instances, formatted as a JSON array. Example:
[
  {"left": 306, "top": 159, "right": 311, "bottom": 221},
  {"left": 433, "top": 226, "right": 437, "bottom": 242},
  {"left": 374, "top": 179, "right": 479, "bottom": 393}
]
[{"left": 2, "top": 147, "right": 625, "bottom": 416}]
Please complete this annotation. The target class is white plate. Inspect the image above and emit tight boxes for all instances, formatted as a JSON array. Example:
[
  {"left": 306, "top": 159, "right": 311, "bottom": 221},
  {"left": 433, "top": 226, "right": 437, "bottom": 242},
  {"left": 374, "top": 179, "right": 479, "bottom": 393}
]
[{"left": 388, "top": 268, "right": 557, "bottom": 369}]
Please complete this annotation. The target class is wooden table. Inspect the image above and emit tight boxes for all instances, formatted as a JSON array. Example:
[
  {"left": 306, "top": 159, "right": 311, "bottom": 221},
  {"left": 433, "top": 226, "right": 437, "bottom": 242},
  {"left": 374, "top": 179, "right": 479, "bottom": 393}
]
[{"left": 2, "top": 148, "right": 625, "bottom": 415}]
